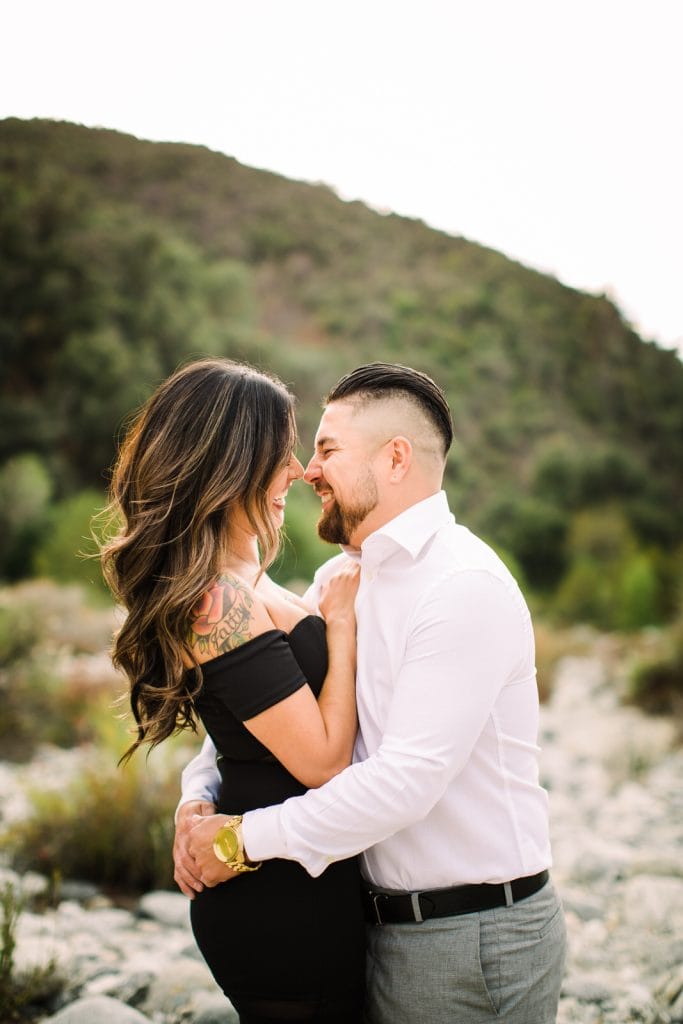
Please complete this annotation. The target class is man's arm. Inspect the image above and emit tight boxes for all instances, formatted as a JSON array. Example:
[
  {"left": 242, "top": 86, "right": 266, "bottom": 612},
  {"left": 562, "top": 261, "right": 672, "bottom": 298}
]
[
  {"left": 173, "top": 558, "right": 347, "bottom": 891},
  {"left": 243, "top": 570, "right": 529, "bottom": 876},
  {"left": 176, "top": 734, "right": 222, "bottom": 814}
]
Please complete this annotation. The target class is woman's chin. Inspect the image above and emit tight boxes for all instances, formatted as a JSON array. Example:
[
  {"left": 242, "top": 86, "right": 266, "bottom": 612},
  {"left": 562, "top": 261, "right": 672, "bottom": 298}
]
[{"left": 271, "top": 505, "right": 286, "bottom": 528}]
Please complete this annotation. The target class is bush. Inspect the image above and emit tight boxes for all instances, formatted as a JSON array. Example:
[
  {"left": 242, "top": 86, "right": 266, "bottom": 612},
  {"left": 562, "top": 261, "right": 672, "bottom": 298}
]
[
  {"left": 1, "top": 732, "right": 199, "bottom": 893},
  {"left": 553, "top": 510, "right": 665, "bottom": 630},
  {"left": 0, "top": 582, "right": 119, "bottom": 761},
  {"left": 628, "top": 610, "right": 683, "bottom": 718},
  {"left": 0, "top": 454, "right": 52, "bottom": 580},
  {"left": 533, "top": 621, "right": 589, "bottom": 703},
  {"left": 32, "top": 489, "right": 108, "bottom": 594},
  {"left": 616, "top": 553, "right": 661, "bottom": 631},
  {"left": 553, "top": 558, "right": 612, "bottom": 629},
  {"left": 481, "top": 496, "right": 567, "bottom": 589},
  {"left": 0, "top": 882, "right": 63, "bottom": 1021}
]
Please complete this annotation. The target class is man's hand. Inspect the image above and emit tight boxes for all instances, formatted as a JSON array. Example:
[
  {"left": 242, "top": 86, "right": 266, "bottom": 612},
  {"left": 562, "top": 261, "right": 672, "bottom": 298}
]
[
  {"left": 187, "top": 813, "right": 239, "bottom": 887},
  {"left": 173, "top": 800, "right": 217, "bottom": 898}
]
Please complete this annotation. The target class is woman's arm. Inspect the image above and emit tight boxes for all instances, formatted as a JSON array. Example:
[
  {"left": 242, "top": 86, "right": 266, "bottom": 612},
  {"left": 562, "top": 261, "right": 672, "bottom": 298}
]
[
  {"left": 188, "top": 565, "right": 360, "bottom": 790},
  {"left": 243, "top": 563, "right": 359, "bottom": 787}
]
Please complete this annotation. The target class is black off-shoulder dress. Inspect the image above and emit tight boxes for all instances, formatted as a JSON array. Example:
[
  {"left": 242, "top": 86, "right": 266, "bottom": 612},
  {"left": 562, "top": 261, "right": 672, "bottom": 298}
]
[{"left": 189, "top": 615, "right": 366, "bottom": 1024}]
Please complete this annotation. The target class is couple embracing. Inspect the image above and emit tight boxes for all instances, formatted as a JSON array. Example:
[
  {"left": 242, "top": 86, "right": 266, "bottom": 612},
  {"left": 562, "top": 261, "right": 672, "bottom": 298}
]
[{"left": 102, "top": 358, "right": 566, "bottom": 1023}]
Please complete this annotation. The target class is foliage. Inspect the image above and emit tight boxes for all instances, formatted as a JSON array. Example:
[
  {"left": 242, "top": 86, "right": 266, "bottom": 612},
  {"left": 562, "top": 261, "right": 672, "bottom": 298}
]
[
  {"left": 480, "top": 495, "right": 567, "bottom": 590},
  {"left": 0, "top": 579, "right": 199, "bottom": 892},
  {"left": 628, "top": 610, "right": 683, "bottom": 718},
  {"left": 31, "top": 489, "right": 108, "bottom": 593},
  {"left": 0, "top": 455, "right": 52, "bottom": 581},
  {"left": 1, "top": 734, "right": 197, "bottom": 894},
  {"left": 0, "top": 117, "right": 682, "bottom": 630},
  {"left": 533, "top": 621, "right": 591, "bottom": 703},
  {"left": 552, "top": 509, "right": 666, "bottom": 630},
  {"left": 0, "top": 582, "right": 118, "bottom": 760},
  {"left": 0, "top": 883, "right": 63, "bottom": 1021}
]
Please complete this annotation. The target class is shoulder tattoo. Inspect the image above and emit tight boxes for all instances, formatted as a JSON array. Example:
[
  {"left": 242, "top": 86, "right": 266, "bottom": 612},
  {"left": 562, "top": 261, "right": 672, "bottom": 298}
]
[{"left": 188, "top": 575, "right": 255, "bottom": 655}]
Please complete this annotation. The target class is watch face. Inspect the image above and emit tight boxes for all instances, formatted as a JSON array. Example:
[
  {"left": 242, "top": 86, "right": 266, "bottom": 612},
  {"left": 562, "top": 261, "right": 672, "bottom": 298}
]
[{"left": 214, "top": 826, "right": 239, "bottom": 863}]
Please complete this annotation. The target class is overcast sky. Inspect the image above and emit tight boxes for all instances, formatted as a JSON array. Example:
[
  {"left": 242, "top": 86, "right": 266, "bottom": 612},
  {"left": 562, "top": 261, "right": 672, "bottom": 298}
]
[{"left": 3, "top": 0, "right": 681, "bottom": 353}]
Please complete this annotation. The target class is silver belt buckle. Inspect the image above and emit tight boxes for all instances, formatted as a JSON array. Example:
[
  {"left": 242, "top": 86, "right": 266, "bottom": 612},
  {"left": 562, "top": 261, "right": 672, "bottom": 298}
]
[{"left": 372, "top": 893, "right": 384, "bottom": 925}]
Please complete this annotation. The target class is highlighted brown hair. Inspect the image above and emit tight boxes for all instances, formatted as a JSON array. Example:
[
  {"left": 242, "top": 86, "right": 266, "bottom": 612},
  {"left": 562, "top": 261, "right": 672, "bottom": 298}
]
[{"left": 100, "top": 359, "right": 297, "bottom": 760}]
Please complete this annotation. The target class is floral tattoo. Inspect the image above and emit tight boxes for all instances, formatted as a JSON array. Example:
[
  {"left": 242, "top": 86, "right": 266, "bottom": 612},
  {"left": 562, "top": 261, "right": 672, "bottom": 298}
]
[{"left": 188, "top": 575, "right": 255, "bottom": 655}]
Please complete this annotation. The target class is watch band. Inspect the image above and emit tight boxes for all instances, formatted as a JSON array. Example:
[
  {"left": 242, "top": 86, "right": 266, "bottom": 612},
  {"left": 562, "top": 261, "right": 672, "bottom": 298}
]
[{"left": 212, "top": 815, "right": 262, "bottom": 873}]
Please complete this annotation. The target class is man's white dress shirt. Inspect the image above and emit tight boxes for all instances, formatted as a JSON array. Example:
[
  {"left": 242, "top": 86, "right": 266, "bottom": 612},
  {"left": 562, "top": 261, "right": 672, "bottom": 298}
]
[{"left": 180, "top": 491, "right": 552, "bottom": 890}]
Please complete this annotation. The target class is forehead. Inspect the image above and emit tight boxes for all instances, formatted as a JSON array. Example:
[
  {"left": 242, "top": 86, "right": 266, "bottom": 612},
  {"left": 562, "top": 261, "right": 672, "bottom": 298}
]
[{"left": 314, "top": 401, "right": 364, "bottom": 447}]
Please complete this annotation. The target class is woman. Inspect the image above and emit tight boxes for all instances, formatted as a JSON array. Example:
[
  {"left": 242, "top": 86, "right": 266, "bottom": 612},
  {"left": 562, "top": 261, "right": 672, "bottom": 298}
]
[{"left": 101, "top": 359, "right": 366, "bottom": 1023}]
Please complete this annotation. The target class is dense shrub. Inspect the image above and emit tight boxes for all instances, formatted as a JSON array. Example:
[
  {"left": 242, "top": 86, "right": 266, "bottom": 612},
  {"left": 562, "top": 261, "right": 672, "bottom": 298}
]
[
  {"left": 628, "top": 610, "right": 683, "bottom": 718},
  {"left": 32, "top": 489, "right": 108, "bottom": 594},
  {"left": 2, "top": 736, "right": 198, "bottom": 893},
  {"left": 553, "top": 509, "right": 665, "bottom": 630},
  {"left": 0, "top": 582, "right": 118, "bottom": 761},
  {"left": 480, "top": 496, "right": 567, "bottom": 590},
  {"left": 0, "top": 454, "right": 52, "bottom": 580}
]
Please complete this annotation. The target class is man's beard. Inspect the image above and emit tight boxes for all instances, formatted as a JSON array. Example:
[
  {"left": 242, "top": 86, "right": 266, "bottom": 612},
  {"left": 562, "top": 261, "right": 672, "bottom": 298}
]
[{"left": 317, "top": 469, "right": 379, "bottom": 545}]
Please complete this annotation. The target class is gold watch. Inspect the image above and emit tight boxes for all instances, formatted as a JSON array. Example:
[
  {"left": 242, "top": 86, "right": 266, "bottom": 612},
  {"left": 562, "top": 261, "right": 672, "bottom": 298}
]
[{"left": 212, "top": 815, "right": 261, "bottom": 873}]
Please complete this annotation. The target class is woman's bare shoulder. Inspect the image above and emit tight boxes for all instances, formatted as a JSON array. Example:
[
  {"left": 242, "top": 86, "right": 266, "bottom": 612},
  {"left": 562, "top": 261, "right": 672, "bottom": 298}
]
[{"left": 186, "top": 573, "right": 276, "bottom": 664}]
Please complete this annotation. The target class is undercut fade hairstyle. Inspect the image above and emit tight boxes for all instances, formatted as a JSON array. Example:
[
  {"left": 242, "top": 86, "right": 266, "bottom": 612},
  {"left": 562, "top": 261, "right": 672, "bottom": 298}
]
[
  {"left": 99, "top": 358, "right": 297, "bottom": 762},
  {"left": 325, "top": 362, "right": 453, "bottom": 457}
]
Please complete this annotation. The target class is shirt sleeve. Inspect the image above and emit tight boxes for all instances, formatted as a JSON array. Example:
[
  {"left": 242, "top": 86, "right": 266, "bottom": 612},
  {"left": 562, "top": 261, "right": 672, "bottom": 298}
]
[
  {"left": 176, "top": 734, "right": 222, "bottom": 818},
  {"left": 243, "top": 569, "right": 531, "bottom": 876}
]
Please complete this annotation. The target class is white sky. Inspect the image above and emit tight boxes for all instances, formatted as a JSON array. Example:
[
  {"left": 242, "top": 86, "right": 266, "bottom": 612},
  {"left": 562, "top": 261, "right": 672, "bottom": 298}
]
[{"left": 3, "top": 0, "right": 682, "bottom": 352}]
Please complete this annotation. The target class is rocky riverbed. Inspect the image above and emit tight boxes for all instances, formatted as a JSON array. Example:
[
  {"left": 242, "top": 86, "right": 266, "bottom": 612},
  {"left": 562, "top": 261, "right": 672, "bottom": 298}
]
[{"left": 1, "top": 643, "right": 682, "bottom": 1024}]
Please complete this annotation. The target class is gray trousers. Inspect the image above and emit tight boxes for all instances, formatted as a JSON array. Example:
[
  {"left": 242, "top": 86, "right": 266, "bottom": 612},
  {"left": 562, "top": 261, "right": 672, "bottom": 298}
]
[{"left": 364, "top": 879, "right": 567, "bottom": 1023}]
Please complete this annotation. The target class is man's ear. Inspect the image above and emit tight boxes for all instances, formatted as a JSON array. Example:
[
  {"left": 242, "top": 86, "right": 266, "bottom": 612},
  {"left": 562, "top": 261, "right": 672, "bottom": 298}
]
[{"left": 388, "top": 437, "right": 412, "bottom": 482}]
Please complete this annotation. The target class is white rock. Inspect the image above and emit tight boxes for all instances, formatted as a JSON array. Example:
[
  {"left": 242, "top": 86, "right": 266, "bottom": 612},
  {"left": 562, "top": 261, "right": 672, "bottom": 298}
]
[
  {"left": 562, "top": 973, "right": 615, "bottom": 1002},
  {"left": 193, "top": 989, "right": 240, "bottom": 1023},
  {"left": 138, "top": 889, "right": 191, "bottom": 929},
  {"left": 44, "top": 995, "right": 152, "bottom": 1023},
  {"left": 142, "top": 958, "right": 223, "bottom": 1017},
  {"left": 619, "top": 876, "right": 683, "bottom": 933}
]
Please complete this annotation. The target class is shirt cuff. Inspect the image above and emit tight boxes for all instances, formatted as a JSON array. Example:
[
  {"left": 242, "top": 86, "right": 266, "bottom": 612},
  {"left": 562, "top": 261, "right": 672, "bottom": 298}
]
[
  {"left": 173, "top": 777, "right": 220, "bottom": 824},
  {"left": 243, "top": 803, "right": 339, "bottom": 878},
  {"left": 242, "top": 805, "right": 287, "bottom": 863}
]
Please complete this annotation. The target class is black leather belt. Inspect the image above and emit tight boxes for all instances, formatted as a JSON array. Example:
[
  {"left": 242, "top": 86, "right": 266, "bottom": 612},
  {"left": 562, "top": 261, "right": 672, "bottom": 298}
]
[{"left": 363, "top": 870, "right": 549, "bottom": 925}]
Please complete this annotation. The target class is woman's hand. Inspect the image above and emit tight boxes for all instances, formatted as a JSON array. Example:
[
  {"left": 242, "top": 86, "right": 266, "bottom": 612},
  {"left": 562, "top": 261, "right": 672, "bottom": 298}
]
[
  {"left": 318, "top": 562, "right": 360, "bottom": 629},
  {"left": 173, "top": 799, "right": 216, "bottom": 897}
]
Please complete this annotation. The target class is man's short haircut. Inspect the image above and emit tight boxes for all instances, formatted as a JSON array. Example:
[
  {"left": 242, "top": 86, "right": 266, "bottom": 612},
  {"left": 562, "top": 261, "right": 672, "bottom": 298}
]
[{"left": 325, "top": 362, "right": 453, "bottom": 457}]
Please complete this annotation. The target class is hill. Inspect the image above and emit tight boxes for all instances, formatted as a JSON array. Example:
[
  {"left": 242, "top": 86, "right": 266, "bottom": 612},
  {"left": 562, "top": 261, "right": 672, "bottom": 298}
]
[{"left": 0, "top": 117, "right": 681, "bottom": 623}]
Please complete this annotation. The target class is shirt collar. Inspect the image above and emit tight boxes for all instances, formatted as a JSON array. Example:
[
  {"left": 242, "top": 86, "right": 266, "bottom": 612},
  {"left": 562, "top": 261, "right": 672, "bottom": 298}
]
[{"left": 341, "top": 491, "right": 453, "bottom": 566}]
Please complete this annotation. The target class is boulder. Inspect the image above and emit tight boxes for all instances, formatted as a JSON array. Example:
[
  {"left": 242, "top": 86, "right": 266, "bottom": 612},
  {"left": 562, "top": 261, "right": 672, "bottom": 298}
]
[
  {"left": 43, "top": 995, "right": 152, "bottom": 1023},
  {"left": 138, "top": 889, "right": 191, "bottom": 929},
  {"left": 141, "top": 958, "right": 224, "bottom": 1018}
]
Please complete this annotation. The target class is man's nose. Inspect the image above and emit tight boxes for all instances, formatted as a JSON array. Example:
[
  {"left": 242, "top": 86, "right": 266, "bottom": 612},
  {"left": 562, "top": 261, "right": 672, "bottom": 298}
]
[{"left": 303, "top": 456, "right": 321, "bottom": 484}]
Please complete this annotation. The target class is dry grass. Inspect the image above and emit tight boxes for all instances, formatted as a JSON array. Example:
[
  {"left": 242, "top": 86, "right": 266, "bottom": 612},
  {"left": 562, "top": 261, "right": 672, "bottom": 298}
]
[{"left": 533, "top": 620, "right": 594, "bottom": 702}]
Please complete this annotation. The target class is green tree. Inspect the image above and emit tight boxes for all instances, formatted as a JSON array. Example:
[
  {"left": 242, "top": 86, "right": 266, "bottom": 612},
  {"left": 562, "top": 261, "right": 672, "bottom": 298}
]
[{"left": 0, "top": 455, "right": 52, "bottom": 579}]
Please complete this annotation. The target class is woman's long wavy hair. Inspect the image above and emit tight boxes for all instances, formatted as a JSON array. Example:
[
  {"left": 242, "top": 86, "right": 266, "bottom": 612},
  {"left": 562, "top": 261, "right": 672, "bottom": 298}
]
[{"left": 100, "top": 359, "right": 297, "bottom": 762}]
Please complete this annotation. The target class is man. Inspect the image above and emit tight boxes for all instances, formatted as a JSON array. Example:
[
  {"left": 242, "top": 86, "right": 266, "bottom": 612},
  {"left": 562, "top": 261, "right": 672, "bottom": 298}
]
[{"left": 175, "top": 363, "right": 567, "bottom": 1023}]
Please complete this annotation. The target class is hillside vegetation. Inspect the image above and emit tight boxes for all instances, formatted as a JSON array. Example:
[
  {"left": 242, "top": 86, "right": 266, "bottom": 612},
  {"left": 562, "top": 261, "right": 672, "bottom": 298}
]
[{"left": 1, "top": 117, "right": 682, "bottom": 627}]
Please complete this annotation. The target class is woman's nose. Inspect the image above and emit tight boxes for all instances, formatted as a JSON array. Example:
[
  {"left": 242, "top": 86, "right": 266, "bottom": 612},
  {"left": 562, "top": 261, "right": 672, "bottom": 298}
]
[{"left": 289, "top": 456, "right": 304, "bottom": 481}]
